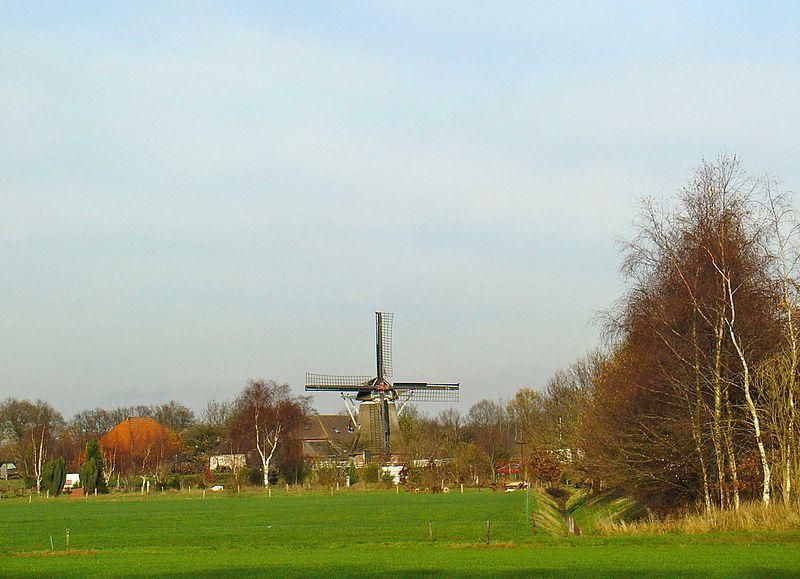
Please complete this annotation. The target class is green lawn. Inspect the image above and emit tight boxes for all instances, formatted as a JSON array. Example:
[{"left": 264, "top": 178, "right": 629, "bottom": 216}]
[{"left": 1, "top": 488, "right": 798, "bottom": 577}]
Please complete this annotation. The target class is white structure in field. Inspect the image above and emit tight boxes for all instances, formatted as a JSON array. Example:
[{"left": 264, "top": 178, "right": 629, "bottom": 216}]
[
  {"left": 381, "top": 465, "right": 403, "bottom": 485},
  {"left": 209, "top": 454, "right": 247, "bottom": 471},
  {"left": 65, "top": 473, "right": 80, "bottom": 489}
]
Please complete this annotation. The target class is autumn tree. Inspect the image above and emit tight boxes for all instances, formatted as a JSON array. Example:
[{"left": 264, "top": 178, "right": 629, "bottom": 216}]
[
  {"left": 526, "top": 446, "right": 562, "bottom": 488},
  {"left": 582, "top": 156, "right": 789, "bottom": 510},
  {"left": 99, "top": 417, "right": 182, "bottom": 481}
]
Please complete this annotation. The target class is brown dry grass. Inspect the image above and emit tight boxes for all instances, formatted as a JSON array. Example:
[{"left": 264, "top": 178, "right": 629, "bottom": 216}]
[{"left": 597, "top": 501, "right": 800, "bottom": 535}]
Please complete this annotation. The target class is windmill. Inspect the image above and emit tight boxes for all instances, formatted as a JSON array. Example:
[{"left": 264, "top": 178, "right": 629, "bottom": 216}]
[{"left": 306, "top": 312, "right": 459, "bottom": 455}]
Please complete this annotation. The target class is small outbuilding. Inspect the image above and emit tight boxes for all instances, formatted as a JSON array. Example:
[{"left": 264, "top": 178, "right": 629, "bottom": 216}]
[{"left": 0, "top": 461, "right": 17, "bottom": 480}]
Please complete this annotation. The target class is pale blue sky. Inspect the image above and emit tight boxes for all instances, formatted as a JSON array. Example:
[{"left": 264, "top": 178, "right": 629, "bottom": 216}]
[{"left": 2, "top": 2, "right": 799, "bottom": 416}]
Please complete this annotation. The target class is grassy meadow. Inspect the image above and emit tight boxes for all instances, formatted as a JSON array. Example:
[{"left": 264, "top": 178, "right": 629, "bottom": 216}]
[{"left": 1, "top": 488, "right": 799, "bottom": 577}]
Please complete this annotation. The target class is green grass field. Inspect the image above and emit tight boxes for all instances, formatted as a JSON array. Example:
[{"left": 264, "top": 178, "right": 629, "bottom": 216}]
[{"left": 1, "top": 488, "right": 799, "bottom": 577}]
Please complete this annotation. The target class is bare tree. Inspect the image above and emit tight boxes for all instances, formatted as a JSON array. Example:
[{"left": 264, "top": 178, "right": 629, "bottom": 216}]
[
  {"left": 203, "top": 399, "right": 235, "bottom": 428},
  {"left": 467, "top": 399, "right": 512, "bottom": 481},
  {"left": 152, "top": 401, "right": 196, "bottom": 433},
  {"left": 762, "top": 184, "right": 800, "bottom": 504},
  {"left": 0, "top": 398, "right": 64, "bottom": 493},
  {"left": 231, "top": 380, "right": 308, "bottom": 488}
]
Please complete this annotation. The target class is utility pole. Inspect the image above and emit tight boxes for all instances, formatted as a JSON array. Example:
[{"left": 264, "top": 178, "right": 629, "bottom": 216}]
[
  {"left": 517, "top": 436, "right": 531, "bottom": 526},
  {"left": 516, "top": 439, "right": 527, "bottom": 482}
]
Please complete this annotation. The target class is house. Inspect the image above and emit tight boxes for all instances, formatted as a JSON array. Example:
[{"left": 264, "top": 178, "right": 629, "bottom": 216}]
[
  {"left": 65, "top": 473, "right": 80, "bottom": 489},
  {"left": 208, "top": 439, "right": 256, "bottom": 472},
  {"left": 496, "top": 462, "right": 521, "bottom": 477},
  {"left": 299, "top": 414, "right": 360, "bottom": 465},
  {"left": 209, "top": 453, "right": 248, "bottom": 471},
  {"left": 0, "top": 461, "right": 17, "bottom": 480}
]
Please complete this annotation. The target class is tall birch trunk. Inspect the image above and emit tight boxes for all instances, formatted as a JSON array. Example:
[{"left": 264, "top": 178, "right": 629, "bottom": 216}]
[
  {"left": 254, "top": 406, "right": 281, "bottom": 488},
  {"left": 723, "top": 272, "right": 771, "bottom": 505},
  {"left": 723, "top": 389, "right": 741, "bottom": 509},
  {"left": 711, "top": 314, "right": 727, "bottom": 507},
  {"left": 33, "top": 426, "right": 46, "bottom": 494},
  {"left": 690, "top": 318, "right": 712, "bottom": 511}
]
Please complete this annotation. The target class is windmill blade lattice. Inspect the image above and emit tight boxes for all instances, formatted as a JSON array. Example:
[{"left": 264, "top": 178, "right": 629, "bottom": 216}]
[
  {"left": 376, "top": 312, "right": 393, "bottom": 378},
  {"left": 394, "top": 383, "right": 460, "bottom": 403},
  {"left": 305, "top": 373, "right": 373, "bottom": 390}
]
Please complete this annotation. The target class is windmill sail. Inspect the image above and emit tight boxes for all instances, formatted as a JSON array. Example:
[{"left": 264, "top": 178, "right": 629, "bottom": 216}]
[
  {"left": 305, "top": 373, "right": 373, "bottom": 391},
  {"left": 394, "top": 382, "right": 460, "bottom": 403},
  {"left": 375, "top": 312, "right": 393, "bottom": 380}
]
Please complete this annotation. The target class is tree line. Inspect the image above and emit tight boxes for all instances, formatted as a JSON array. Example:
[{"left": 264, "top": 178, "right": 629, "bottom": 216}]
[
  {"left": 0, "top": 372, "right": 590, "bottom": 493},
  {"left": 0, "top": 380, "right": 309, "bottom": 492}
]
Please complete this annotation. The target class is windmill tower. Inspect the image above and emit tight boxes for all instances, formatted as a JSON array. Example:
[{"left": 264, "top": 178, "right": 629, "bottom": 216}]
[{"left": 306, "top": 312, "right": 459, "bottom": 456}]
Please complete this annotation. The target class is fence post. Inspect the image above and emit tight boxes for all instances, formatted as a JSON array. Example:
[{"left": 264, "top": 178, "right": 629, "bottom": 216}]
[
  {"left": 486, "top": 520, "right": 491, "bottom": 545},
  {"left": 66, "top": 528, "right": 70, "bottom": 551},
  {"left": 428, "top": 520, "right": 433, "bottom": 542}
]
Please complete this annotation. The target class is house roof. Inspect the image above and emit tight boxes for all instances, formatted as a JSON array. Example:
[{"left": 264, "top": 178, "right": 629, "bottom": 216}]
[
  {"left": 299, "top": 414, "right": 356, "bottom": 456},
  {"left": 301, "top": 414, "right": 354, "bottom": 440},
  {"left": 303, "top": 441, "right": 337, "bottom": 459},
  {"left": 211, "top": 439, "right": 250, "bottom": 455}
]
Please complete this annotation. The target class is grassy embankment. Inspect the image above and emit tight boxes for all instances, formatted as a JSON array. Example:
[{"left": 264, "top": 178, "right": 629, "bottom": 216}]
[
  {"left": 1, "top": 487, "right": 799, "bottom": 576},
  {"left": 566, "top": 487, "right": 645, "bottom": 533}
]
